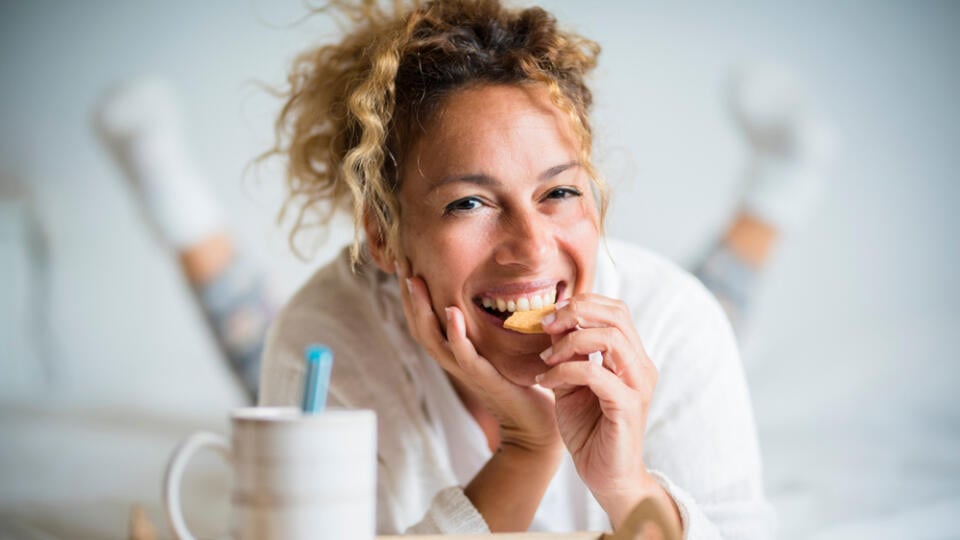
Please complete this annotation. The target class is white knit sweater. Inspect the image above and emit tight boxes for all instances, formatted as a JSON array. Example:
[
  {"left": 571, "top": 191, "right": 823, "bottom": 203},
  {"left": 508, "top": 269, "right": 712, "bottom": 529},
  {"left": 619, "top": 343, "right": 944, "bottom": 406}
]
[{"left": 259, "top": 238, "right": 775, "bottom": 538}]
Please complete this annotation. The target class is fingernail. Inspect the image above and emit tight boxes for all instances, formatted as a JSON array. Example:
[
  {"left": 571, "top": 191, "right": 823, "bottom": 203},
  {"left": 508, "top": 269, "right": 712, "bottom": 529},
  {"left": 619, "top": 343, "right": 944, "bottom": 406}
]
[
  {"left": 405, "top": 278, "right": 414, "bottom": 294},
  {"left": 444, "top": 307, "right": 453, "bottom": 321},
  {"left": 555, "top": 299, "right": 569, "bottom": 310},
  {"left": 539, "top": 346, "right": 553, "bottom": 361},
  {"left": 541, "top": 312, "right": 556, "bottom": 326},
  {"left": 534, "top": 373, "right": 544, "bottom": 384},
  {"left": 394, "top": 259, "right": 402, "bottom": 276}
]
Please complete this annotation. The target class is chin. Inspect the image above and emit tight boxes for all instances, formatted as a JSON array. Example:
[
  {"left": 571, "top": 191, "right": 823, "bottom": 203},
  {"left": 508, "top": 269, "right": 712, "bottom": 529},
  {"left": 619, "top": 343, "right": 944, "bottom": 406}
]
[
  {"left": 490, "top": 352, "right": 549, "bottom": 387},
  {"left": 467, "top": 319, "right": 552, "bottom": 387}
]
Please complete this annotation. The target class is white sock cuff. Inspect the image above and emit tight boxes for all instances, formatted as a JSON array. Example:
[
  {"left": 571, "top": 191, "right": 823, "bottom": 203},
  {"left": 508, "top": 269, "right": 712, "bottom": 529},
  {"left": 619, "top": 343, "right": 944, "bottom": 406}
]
[
  {"left": 143, "top": 173, "right": 226, "bottom": 249},
  {"left": 741, "top": 157, "right": 825, "bottom": 232}
]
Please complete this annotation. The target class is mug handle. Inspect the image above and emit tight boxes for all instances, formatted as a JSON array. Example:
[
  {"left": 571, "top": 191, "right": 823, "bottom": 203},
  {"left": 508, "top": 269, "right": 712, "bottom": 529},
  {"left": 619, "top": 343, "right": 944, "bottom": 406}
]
[{"left": 163, "top": 431, "right": 232, "bottom": 540}]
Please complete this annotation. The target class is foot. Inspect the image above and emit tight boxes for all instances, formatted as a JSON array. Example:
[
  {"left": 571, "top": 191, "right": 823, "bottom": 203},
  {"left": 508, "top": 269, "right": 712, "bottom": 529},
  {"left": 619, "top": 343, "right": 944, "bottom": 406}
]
[
  {"left": 728, "top": 63, "right": 835, "bottom": 232},
  {"left": 94, "top": 76, "right": 225, "bottom": 248}
]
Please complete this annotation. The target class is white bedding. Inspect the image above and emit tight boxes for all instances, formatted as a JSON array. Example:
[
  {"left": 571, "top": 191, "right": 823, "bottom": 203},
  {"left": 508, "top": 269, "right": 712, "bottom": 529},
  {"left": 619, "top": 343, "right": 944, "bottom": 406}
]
[
  {"left": 0, "top": 401, "right": 237, "bottom": 539},
  {"left": 747, "top": 316, "right": 960, "bottom": 538}
]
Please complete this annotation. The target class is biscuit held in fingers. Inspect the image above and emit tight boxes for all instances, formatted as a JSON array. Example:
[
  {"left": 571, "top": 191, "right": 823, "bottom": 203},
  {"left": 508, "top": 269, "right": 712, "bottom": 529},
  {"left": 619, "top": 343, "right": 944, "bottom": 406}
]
[{"left": 503, "top": 305, "right": 555, "bottom": 334}]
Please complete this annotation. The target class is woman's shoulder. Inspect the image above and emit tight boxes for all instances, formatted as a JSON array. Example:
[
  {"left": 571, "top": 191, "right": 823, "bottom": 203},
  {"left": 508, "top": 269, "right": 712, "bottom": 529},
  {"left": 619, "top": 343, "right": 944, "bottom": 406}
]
[
  {"left": 280, "top": 247, "right": 363, "bottom": 317},
  {"left": 265, "top": 245, "right": 406, "bottom": 377},
  {"left": 599, "top": 237, "right": 736, "bottom": 363},
  {"left": 274, "top": 245, "right": 398, "bottom": 337},
  {"left": 599, "top": 237, "right": 706, "bottom": 302},
  {"left": 262, "top": 245, "right": 416, "bottom": 407}
]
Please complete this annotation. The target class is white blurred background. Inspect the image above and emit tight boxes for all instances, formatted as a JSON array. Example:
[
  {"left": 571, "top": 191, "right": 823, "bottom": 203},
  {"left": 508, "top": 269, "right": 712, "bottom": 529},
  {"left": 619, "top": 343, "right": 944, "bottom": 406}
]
[{"left": 1, "top": 1, "right": 958, "bottom": 538}]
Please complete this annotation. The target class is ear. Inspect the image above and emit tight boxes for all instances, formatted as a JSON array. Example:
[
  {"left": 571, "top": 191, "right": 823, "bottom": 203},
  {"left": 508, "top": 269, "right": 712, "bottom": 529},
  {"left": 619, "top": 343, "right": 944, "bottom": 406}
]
[{"left": 362, "top": 208, "right": 396, "bottom": 274}]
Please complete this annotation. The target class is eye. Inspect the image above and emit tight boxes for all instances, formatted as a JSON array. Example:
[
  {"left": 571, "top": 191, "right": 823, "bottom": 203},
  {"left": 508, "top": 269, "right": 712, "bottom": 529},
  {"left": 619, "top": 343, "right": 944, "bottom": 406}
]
[
  {"left": 444, "top": 196, "right": 483, "bottom": 215},
  {"left": 544, "top": 186, "right": 583, "bottom": 200}
]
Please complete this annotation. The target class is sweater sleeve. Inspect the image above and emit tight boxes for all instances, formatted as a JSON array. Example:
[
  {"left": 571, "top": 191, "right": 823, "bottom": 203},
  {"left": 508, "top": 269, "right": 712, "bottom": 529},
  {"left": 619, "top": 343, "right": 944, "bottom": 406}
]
[
  {"left": 404, "top": 486, "right": 490, "bottom": 534},
  {"left": 639, "top": 274, "right": 776, "bottom": 539}
]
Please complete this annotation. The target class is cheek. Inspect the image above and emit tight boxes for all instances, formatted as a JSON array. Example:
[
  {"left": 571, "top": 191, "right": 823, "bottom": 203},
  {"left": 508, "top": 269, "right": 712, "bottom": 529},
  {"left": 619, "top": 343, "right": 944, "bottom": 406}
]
[
  {"left": 556, "top": 202, "right": 600, "bottom": 288},
  {"left": 555, "top": 197, "right": 599, "bottom": 240},
  {"left": 401, "top": 219, "right": 488, "bottom": 305}
]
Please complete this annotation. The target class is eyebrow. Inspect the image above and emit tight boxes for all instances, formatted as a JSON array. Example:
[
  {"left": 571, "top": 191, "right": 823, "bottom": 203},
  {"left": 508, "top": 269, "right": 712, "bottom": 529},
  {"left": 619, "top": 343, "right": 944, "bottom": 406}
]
[{"left": 428, "top": 160, "right": 580, "bottom": 192}]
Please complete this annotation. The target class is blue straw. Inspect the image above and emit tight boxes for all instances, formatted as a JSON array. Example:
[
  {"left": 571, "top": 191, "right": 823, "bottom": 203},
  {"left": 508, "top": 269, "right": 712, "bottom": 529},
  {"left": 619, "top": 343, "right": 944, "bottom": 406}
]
[{"left": 302, "top": 344, "right": 334, "bottom": 414}]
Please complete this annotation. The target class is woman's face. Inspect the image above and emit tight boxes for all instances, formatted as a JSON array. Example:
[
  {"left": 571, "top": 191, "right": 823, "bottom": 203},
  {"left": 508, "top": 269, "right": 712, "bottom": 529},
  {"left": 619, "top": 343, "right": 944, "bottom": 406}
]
[{"left": 397, "top": 83, "right": 600, "bottom": 386}]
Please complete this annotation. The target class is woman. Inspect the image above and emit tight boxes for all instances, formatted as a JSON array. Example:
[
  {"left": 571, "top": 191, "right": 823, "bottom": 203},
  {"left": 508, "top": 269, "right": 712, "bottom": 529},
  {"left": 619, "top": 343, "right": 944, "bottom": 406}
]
[{"left": 260, "top": 0, "right": 773, "bottom": 536}]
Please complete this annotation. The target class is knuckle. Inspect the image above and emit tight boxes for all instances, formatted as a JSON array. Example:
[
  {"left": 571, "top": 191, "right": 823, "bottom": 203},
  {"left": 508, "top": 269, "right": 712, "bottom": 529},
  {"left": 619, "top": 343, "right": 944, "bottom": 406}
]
[
  {"left": 642, "top": 365, "right": 658, "bottom": 389},
  {"left": 603, "top": 327, "right": 618, "bottom": 347}
]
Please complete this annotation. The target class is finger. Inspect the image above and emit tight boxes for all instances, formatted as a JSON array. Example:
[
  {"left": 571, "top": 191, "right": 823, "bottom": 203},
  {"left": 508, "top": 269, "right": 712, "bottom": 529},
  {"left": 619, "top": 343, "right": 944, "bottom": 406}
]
[
  {"left": 445, "top": 306, "right": 503, "bottom": 382},
  {"left": 542, "top": 295, "right": 632, "bottom": 335},
  {"left": 404, "top": 275, "right": 463, "bottom": 375},
  {"left": 565, "top": 293, "right": 624, "bottom": 308},
  {"left": 395, "top": 258, "right": 418, "bottom": 336},
  {"left": 540, "top": 327, "right": 640, "bottom": 386},
  {"left": 535, "top": 360, "right": 634, "bottom": 416},
  {"left": 397, "top": 280, "right": 419, "bottom": 342},
  {"left": 406, "top": 276, "right": 444, "bottom": 343},
  {"left": 543, "top": 295, "right": 646, "bottom": 368}
]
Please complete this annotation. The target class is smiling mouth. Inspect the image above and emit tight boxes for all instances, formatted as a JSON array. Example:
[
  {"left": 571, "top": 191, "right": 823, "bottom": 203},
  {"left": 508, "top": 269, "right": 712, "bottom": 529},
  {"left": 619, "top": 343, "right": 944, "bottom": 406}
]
[{"left": 473, "top": 282, "right": 566, "bottom": 322}]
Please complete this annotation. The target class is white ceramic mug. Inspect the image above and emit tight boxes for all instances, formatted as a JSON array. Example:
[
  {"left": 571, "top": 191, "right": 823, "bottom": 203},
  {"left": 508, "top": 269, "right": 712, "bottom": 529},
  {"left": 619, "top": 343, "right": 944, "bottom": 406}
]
[{"left": 163, "top": 406, "right": 377, "bottom": 540}]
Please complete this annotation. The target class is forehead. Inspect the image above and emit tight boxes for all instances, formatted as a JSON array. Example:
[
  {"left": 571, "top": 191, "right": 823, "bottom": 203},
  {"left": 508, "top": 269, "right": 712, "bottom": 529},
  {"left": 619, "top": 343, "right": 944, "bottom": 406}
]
[{"left": 402, "top": 84, "right": 581, "bottom": 186}]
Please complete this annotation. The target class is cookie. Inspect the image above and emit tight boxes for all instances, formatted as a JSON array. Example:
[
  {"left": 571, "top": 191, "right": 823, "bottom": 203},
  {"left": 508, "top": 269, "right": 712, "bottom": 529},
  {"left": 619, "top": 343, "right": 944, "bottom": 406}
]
[{"left": 503, "top": 305, "right": 555, "bottom": 334}]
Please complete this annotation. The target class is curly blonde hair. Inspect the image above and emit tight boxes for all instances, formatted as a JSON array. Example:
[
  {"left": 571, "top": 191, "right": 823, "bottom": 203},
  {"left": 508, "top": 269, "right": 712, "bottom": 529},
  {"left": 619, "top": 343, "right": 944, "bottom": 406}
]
[{"left": 265, "top": 0, "right": 606, "bottom": 265}]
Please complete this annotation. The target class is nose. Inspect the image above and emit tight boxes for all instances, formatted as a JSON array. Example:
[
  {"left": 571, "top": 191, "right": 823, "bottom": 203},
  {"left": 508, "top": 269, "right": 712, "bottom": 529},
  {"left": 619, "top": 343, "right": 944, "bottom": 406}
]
[{"left": 493, "top": 207, "right": 553, "bottom": 269}]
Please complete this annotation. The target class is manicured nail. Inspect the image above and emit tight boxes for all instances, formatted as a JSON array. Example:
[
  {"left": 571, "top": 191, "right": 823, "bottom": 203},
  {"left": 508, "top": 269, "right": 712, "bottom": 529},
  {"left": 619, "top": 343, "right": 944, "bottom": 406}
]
[
  {"left": 405, "top": 278, "right": 414, "bottom": 294},
  {"left": 534, "top": 373, "right": 544, "bottom": 384},
  {"left": 444, "top": 307, "right": 453, "bottom": 321},
  {"left": 541, "top": 311, "right": 556, "bottom": 326},
  {"left": 555, "top": 299, "right": 569, "bottom": 310},
  {"left": 539, "top": 346, "right": 553, "bottom": 361}
]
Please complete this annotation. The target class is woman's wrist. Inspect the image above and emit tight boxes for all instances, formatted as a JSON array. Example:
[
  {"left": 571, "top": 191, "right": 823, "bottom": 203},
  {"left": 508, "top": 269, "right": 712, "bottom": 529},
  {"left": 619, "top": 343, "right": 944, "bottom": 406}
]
[
  {"left": 465, "top": 438, "right": 565, "bottom": 531},
  {"left": 596, "top": 471, "right": 682, "bottom": 532},
  {"left": 499, "top": 426, "right": 564, "bottom": 457},
  {"left": 499, "top": 436, "right": 565, "bottom": 466}
]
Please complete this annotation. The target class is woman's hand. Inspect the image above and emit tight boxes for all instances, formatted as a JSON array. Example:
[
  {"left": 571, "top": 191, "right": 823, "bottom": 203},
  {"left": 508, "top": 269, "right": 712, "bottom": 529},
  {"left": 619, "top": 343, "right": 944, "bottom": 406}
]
[
  {"left": 396, "top": 261, "right": 566, "bottom": 531},
  {"left": 395, "top": 260, "right": 561, "bottom": 454},
  {"left": 536, "top": 293, "right": 676, "bottom": 529}
]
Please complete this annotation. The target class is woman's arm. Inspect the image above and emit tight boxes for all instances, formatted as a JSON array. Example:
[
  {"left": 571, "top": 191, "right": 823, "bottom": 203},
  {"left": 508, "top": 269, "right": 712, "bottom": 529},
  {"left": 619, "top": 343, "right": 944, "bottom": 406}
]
[
  {"left": 463, "top": 441, "right": 564, "bottom": 531},
  {"left": 536, "top": 281, "right": 773, "bottom": 538},
  {"left": 536, "top": 294, "right": 682, "bottom": 533},
  {"left": 400, "top": 271, "right": 567, "bottom": 532}
]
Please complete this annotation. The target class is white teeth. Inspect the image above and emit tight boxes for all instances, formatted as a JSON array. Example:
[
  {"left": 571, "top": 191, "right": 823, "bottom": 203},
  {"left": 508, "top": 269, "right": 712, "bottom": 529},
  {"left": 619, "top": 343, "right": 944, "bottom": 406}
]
[{"left": 482, "top": 289, "right": 558, "bottom": 314}]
